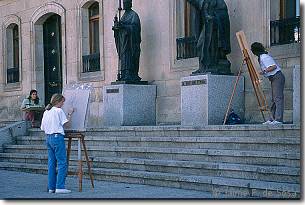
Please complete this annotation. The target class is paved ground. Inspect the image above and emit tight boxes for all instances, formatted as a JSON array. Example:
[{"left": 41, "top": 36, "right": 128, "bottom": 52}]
[{"left": 0, "top": 170, "right": 213, "bottom": 200}]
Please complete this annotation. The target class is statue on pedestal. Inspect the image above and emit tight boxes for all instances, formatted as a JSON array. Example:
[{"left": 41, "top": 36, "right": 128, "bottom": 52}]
[
  {"left": 187, "top": 0, "right": 232, "bottom": 75},
  {"left": 112, "top": 0, "right": 142, "bottom": 83}
]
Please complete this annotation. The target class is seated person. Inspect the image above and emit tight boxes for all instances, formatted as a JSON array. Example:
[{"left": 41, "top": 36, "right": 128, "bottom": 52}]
[{"left": 21, "top": 90, "right": 44, "bottom": 127}]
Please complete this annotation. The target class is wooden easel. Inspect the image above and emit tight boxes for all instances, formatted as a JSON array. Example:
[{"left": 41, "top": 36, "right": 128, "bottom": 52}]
[
  {"left": 65, "top": 131, "right": 94, "bottom": 192},
  {"left": 223, "top": 31, "right": 271, "bottom": 124}
]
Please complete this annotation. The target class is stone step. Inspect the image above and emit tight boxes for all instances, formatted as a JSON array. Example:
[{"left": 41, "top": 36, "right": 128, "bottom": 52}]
[
  {"left": 15, "top": 135, "right": 300, "bottom": 152},
  {"left": 0, "top": 161, "right": 300, "bottom": 199},
  {"left": 2, "top": 145, "right": 300, "bottom": 167},
  {"left": 28, "top": 125, "right": 300, "bottom": 138},
  {"left": 0, "top": 121, "right": 17, "bottom": 128},
  {"left": 0, "top": 153, "right": 300, "bottom": 184}
]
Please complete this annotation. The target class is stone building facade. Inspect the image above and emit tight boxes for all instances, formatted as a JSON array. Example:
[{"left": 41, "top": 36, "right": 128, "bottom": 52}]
[{"left": 0, "top": 0, "right": 301, "bottom": 126}]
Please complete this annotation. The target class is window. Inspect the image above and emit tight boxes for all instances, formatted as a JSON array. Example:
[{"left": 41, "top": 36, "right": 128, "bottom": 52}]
[
  {"left": 176, "top": 0, "right": 197, "bottom": 60},
  {"left": 6, "top": 24, "right": 20, "bottom": 83},
  {"left": 89, "top": 2, "right": 99, "bottom": 54},
  {"left": 270, "top": 0, "right": 300, "bottom": 46},
  {"left": 82, "top": 2, "right": 100, "bottom": 73}
]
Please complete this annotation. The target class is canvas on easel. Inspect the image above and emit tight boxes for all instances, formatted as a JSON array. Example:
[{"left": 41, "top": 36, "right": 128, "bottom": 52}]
[{"left": 61, "top": 88, "right": 90, "bottom": 131}]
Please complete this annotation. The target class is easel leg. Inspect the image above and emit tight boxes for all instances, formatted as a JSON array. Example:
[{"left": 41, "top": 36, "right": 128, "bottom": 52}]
[
  {"left": 65, "top": 133, "right": 94, "bottom": 192},
  {"left": 223, "top": 60, "right": 244, "bottom": 125},
  {"left": 81, "top": 137, "right": 94, "bottom": 188},
  {"left": 77, "top": 138, "right": 83, "bottom": 192},
  {"left": 78, "top": 159, "right": 83, "bottom": 192}
]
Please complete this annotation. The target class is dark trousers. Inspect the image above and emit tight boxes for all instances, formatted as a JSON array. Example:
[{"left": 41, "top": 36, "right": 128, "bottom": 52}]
[{"left": 268, "top": 71, "right": 285, "bottom": 122}]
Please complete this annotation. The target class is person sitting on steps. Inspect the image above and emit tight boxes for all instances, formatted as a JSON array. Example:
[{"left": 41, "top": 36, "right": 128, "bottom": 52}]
[{"left": 20, "top": 89, "right": 44, "bottom": 127}]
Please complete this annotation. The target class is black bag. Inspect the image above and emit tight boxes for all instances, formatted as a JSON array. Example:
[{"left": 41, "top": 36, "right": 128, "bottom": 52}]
[{"left": 226, "top": 110, "right": 242, "bottom": 125}]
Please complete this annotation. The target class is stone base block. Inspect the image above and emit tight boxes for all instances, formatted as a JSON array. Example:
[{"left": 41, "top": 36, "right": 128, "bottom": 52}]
[
  {"left": 293, "top": 65, "right": 300, "bottom": 125},
  {"left": 102, "top": 84, "right": 157, "bottom": 126},
  {"left": 181, "top": 74, "right": 245, "bottom": 126}
]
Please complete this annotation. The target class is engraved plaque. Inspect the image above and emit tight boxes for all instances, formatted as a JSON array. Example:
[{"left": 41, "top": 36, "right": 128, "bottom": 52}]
[
  {"left": 181, "top": 79, "right": 207, "bottom": 86},
  {"left": 106, "top": 88, "right": 119, "bottom": 93}
]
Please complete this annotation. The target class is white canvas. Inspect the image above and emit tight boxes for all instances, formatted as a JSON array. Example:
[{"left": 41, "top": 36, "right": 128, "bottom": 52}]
[{"left": 62, "top": 89, "right": 90, "bottom": 131}]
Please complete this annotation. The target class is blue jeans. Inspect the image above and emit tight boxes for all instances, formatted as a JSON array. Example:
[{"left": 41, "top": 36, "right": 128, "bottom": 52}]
[{"left": 46, "top": 134, "right": 67, "bottom": 190}]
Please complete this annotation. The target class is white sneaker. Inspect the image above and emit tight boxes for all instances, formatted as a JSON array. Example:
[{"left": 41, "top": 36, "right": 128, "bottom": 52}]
[
  {"left": 48, "top": 190, "right": 55, "bottom": 193},
  {"left": 55, "top": 189, "right": 71, "bottom": 194},
  {"left": 270, "top": 120, "right": 283, "bottom": 125},
  {"left": 262, "top": 120, "right": 273, "bottom": 125}
]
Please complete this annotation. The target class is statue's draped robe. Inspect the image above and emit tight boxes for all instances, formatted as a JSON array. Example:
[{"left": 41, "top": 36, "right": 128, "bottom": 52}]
[
  {"left": 187, "top": 0, "right": 231, "bottom": 74},
  {"left": 114, "top": 9, "right": 141, "bottom": 82}
]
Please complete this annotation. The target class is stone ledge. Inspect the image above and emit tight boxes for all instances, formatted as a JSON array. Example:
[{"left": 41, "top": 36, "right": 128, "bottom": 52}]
[
  {"left": 90, "top": 124, "right": 300, "bottom": 132},
  {"left": 27, "top": 124, "right": 301, "bottom": 133}
]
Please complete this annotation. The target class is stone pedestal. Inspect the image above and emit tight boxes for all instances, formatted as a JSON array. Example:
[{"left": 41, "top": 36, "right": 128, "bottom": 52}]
[
  {"left": 102, "top": 84, "right": 156, "bottom": 126},
  {"left": 181, "top": 74, "right": 244, "bottom": 126},
  {"left": 293, "top": 65, "right": 300, "bottom": 125}
]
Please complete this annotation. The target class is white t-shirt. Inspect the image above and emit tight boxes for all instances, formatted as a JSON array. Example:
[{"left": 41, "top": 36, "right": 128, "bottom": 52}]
[
  {"left": 40, "top": 107, "right": 68, "bottom": 135},
  {"left": 259, "top": 54, "right": 281, "bottom": 78}
]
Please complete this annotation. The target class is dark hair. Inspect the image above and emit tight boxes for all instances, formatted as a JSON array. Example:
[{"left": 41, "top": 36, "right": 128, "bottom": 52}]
[
  {"left": 250, "top": 42, "right": 268, "bottom": 56},
  {"left": 45, "top": 93, "right": 65, "bottom": 110},
  {"left": 28, "top": 89, "right": 39, "bottom": 105}
]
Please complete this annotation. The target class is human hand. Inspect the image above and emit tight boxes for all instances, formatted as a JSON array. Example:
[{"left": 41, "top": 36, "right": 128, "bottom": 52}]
[
  {"left": 68, "top": 108, "right": 75, "bottom": 115},
  {"left": 259, "top": 70, "right": 266, "bottom": 75}
]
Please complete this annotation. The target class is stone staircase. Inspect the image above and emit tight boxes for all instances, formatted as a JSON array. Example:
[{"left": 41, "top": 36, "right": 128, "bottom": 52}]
[
  {"left": 0, "top": 125, "right": 301, "bottom": 199},
  {"left": 0, "top": 121, "right": 17, "bottom": 128}
]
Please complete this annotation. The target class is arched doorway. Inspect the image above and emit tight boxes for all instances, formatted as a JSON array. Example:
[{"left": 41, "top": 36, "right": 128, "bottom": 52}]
[
  {"left": 31, "top": 2, "right": 66, "bottom": 106},
  {"left": 43, "top": 14, "right": 63, "bottom": 105}
]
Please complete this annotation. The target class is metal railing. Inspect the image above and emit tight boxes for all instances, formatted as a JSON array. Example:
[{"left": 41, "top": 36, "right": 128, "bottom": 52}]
[
  {"left": 7, "top": 67, "right": 19, "bottom": 83},
  {"left": 82, "top": 53, "right": 100, "bottom": 73},
  {"left": 270, "top": 16, "right": 300, "bottom": 46},
  {"left": 176, "top": 36, "right": 198, "bottom": 60}
]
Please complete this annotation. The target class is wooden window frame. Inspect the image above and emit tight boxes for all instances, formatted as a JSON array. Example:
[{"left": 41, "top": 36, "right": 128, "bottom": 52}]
[
  {"left": 280, "top": 0, "right": 297, "bottom": 19},
  {"left": 88, "top": 3, "right": 99, "bottom": 55},
  {"left": 12, "top": 24, "right": 19, "bottom": 69},
  {"left": 89, "top": 15, "right": 99, "bottom": 54}
]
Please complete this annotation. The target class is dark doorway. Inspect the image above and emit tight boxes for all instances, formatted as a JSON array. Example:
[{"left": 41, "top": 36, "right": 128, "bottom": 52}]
[{"left": 43, "top": 14, "right": 62, "bottom": 105}]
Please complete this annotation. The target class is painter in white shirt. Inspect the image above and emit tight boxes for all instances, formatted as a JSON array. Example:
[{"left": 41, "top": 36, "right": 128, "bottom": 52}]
[
  {"left": 41, "top": 107, "right": 68, "bottom": 135},
  {"left": 259, "top": 54, "right": 281, "bottom": 78}
]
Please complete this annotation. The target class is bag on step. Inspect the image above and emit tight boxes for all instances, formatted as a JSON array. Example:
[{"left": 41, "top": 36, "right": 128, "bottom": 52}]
[{"left": 225, "top": 110, "right": 242, "bottom": 125}]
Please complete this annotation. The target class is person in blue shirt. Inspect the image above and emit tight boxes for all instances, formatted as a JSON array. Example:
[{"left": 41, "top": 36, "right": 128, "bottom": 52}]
[{"left": 251, "top": 42, "right": 285, "bottom": 125}]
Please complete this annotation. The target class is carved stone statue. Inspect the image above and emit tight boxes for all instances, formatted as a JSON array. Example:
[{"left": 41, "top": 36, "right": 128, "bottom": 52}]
[
  {"left": 187, "top": 0, "right": 232, "bottom": 75},
  {"left": 112, "top": 0, "right": 142, "bottom": 83}
]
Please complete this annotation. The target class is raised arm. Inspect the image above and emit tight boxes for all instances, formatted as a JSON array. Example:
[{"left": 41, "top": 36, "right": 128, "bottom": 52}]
[{"left": 63, "top": 108, "right": 75, "bottom": 129}]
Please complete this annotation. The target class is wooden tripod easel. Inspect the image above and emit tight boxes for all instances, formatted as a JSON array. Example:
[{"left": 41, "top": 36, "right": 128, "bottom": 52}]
[
  {"left": 65, "top": 131, "right": 94, "bottom": 192},
  {"left": 223, "top": 31, "right": 271, "bottom": 125}
]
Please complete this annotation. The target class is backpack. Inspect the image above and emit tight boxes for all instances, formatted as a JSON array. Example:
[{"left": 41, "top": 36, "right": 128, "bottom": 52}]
[{"left": 225, "top": 110, "right": 242, "bottom": 125}]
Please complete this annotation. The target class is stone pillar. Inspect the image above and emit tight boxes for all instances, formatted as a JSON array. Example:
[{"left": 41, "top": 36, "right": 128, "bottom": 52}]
[
  {"left": 293, "top": 65, "right": 300, "bottom": 125},
  {"left": 102, "top": 84, "right": 157, "bottom": 126},
  {"left": 181, "top": 74, "right": 244, "bottom": 126}
]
